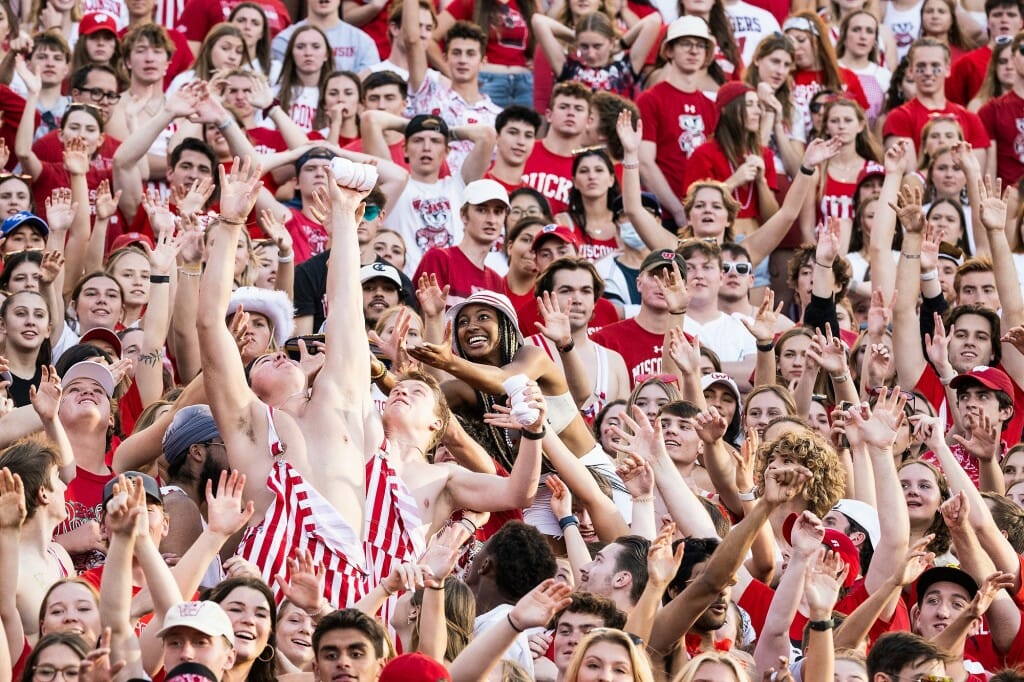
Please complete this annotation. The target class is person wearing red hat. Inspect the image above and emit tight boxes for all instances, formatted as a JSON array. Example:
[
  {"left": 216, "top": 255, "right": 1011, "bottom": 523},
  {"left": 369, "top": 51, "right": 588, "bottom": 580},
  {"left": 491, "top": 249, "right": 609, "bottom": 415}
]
[
  {"left": 72, "top": 13, "right": 121, "bottom": 78},
  {"left": 683, "top": 80, "right": 780, "bottom": 233}
]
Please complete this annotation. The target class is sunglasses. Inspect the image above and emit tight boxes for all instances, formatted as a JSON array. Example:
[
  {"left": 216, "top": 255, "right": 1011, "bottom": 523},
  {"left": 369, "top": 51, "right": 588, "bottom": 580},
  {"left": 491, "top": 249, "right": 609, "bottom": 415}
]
[
  {"left": 809, "top": 93, "right": 841, "bottom": 113},
  {"left": 361, "top": 204, "right": 381, "bottom": 221},
  {"left": 722, "top": 262, "right": 752, "bottom": 275}
]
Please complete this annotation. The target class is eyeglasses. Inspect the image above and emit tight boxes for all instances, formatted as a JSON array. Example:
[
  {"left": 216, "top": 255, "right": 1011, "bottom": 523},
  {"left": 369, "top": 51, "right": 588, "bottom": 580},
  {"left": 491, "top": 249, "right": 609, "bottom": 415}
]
[
  {"left": 510, "top": 205, "right": 542, "bottom": 217},
  {"left": 721, "top": 262, "right": 752, "bottom": 275},
  {"left": 1017, "top": 43, "right": 1024, "bottom": 55},
  {"left": 913, "top": 64, "right": 945, "bottom": 74},
  {"left": 361, "top": 204, "right": 381, "bottom": 221},
  {"left": 32, "top": 665, "right": 80, "bottom": 681},
  {"left": 202, "top": 439, "right": 226, "bottom": 448},
  {"left": 809, "top": 93, "right": 840, "bottom": 113},
  {"left": 77, "top": 86, "right": 120, "bottom": 103},
  {"left": 674, "top": 38, "right": 708, "bottom": 51}
]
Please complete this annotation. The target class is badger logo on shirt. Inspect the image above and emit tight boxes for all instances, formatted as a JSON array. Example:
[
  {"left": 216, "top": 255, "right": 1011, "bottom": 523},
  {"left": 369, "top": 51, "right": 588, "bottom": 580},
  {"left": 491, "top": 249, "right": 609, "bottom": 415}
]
[
  {"left": 412, "top": 197, "right": 453, "bottom": 252},
  {"left": 1015, "top": 118, "right": 1024, "bottom": 163},
  {"left": 677, "top": 115, "right": 706, "bottom": 156}
]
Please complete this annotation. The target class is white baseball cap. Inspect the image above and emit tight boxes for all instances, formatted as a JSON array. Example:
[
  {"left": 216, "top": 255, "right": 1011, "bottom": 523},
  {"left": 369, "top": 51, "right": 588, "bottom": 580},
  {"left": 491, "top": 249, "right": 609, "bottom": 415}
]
[
  {"left": 831, "top": 499, "right": 881, "bottom": 549},
  {"left": 62, "top": 360, "right": 115, "bottom": 398},
  {"left": 359, "top": 262, "right": 404, "bottom": 290},
  {"left": 157, "top": 601, "right": 235, "bottom": 646},
  {"left": 462, "top": 179, "right": 510, "bottom": 209}
]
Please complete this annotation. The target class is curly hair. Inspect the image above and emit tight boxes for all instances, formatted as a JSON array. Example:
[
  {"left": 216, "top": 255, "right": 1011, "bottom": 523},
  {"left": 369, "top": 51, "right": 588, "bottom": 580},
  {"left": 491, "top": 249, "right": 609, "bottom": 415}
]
[
  {"left": 754, "top": 430, "right": 845, "bottom": 517},
  {"left": 487, "top": 521, "right": 557, "bottom": 600}
]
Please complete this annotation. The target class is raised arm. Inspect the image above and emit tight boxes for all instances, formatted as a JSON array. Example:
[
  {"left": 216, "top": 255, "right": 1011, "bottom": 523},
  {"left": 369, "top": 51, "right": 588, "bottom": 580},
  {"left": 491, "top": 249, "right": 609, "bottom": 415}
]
[
  {"left": 870, "top": 141, "right": 914, "bottom": 301},
  {"left": 457, "top": 124, "right": 497, "bottom": 183},
  {"left": 891, "top": 183, "right": 930, "bottom": 387},
  {"left": 12, "top": 56, "right": 41, "bottom": 178},
  {"left": 530, "top": 14, "right": 571, "bottom": 78},
  {"left": 616, "top": 112, "right": 675, "bottom": 251},
  {"left": 624, "top": 522, "right": 683, "bottom": 643},
  {"left": 403, "top": 0, "right": 429, "bottom": 93},
  {"left": 0, "top": 469, "right": 25, "bottom": 661},
  {"left": 136, "top": 229, "right": 178, "bottom": 408}
]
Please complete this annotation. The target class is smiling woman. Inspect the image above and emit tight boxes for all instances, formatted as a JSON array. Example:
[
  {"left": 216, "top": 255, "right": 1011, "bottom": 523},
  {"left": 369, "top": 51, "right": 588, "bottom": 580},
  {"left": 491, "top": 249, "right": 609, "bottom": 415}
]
[{"left": 207, "top": 577, "right": 278, "bottom": 682}]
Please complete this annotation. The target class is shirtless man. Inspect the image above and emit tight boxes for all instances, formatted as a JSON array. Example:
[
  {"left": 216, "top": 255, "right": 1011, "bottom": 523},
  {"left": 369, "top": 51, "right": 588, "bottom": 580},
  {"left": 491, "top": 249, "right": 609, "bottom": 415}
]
[{"left": 198, "top": 158, "right": 545, "bottom": 608}]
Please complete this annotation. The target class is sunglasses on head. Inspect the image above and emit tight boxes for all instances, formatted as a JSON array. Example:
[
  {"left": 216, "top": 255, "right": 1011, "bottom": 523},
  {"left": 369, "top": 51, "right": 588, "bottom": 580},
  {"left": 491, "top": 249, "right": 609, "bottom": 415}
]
[
  {"left": 722, "top": 262, "right": 752, "bottom": 275},
  {"left": 866, "top": 386, "right": 917, "bottom": 412}
]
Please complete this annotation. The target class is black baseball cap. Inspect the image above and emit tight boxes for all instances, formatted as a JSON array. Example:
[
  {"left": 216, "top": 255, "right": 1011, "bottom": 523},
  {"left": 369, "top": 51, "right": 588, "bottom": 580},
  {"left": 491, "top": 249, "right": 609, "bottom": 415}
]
[
  {"left": 295, "top": 146, "right": 336, "bottom": 172},
  {"left": 102, "top": 471, "right": 164, "bottom": 508},
  {"left": 405, "top": 114, "right": 450, "bottom": 140}
]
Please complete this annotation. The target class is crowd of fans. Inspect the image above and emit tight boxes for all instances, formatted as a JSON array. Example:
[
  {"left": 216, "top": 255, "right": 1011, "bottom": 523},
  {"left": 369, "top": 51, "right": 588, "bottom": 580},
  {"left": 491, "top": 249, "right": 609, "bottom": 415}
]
[{"left": 1, "top": 0, "right": 1024, "bottom": 679}]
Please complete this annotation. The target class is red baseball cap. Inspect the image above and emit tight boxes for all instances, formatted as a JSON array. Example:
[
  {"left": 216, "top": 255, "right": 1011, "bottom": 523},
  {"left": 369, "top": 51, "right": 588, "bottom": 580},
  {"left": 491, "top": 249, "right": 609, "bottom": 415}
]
[
  {"left": 79, "top": 11, "right": 118, "bottom": 35},
  {"left": 110, "top": 232, "right": 155, "bottom": 252},
  {"left": 531, "top": 223, "right": 580, "bottom": 252},
  {"left": 949, "top": 365, "right": 1014, "bottom": 399},
  {"left": 782, "top": 513, "right": 861, "bottom": 587},
  {"left": 379, "top": 653, "right": 451, "bottom": 682}
]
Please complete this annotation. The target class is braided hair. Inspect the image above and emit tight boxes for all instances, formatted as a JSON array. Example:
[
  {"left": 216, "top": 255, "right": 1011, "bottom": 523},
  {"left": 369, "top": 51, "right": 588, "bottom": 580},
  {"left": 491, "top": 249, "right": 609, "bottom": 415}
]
[{"left": 453, "top": 306, "right": 522, "bottom": 471}]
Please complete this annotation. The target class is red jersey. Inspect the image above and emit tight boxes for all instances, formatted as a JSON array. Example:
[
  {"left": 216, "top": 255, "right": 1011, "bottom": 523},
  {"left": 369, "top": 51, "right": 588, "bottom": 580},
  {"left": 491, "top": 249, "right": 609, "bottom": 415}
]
[
  {"left": 503, "top": 280, "right": 535, "bottom": 314},
  {"left": 683, "top": 140, "right": 778, "bottom": 221},
  {"left": 793, "top": 68, "right": 870, "bottom": 117},
  {"left": 286, "top": 208, "right": 328, "bottom": 265},
  {"left": 636, "top": 82, "right": 718, "bottom": 200},
  {"left": 882, "top": 98, "right": 991, "bottom": 153},
  {"left": 413, "top": 246, "right": 505, "bottom": 304},
  {"left": 913, "top": 360, "right": 1024, "bottom": 444},
  {"left": 346, "top": 0, "right": 390, "bottom": 59},
  {"left": 33, "top": 131, "right": 120, "bottom": 166},
  {"left": 0, "top": 86, "right": 38, "bottom": 171},
  {"left": 522, "top": 142, "right": 575, "bottom": 215},
  {"left": 819, "top": 160, "right": 884, "bottom": 223},
  {"left": 484, "top": 169, "right": 525, "bottom": 195},
  {"left": 947, "top": 45, "right": 992, "bottom": 106},
  {"left": 58, "top": 465, "right": 116, "bottom": 573},
  {"left": 177, "top": 0, "right": 290, "bottom": 39},
  {"left": 446, "top": 0, "right": 529, "bottom": 68},
  {"left": 590, "top": 317, "right": 670, "bottom": 387},
  {"left": 567, "top": 222, "right": 618, "bottom": 262},
  {"left": 32, "top": 161, "right": 115, "bottom": 227},
  {"left": 978, "top": 90, "right": 1024, "bottom": 187}
]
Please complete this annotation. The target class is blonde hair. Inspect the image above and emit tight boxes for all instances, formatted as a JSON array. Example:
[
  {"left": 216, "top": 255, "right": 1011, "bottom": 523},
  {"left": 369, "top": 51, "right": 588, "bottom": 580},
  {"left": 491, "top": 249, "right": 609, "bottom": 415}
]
[
  {"left": 672, "top": 652, "right": 751, "bottom": 682},
  {"left": 564, "top": 630, "right": 655, "bottom": 682}
]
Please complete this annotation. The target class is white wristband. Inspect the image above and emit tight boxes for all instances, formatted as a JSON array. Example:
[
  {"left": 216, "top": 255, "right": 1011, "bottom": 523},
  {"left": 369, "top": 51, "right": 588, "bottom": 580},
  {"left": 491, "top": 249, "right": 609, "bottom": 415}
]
[{"left": 920, "top": 269, "right": 938, "bottom": 281}]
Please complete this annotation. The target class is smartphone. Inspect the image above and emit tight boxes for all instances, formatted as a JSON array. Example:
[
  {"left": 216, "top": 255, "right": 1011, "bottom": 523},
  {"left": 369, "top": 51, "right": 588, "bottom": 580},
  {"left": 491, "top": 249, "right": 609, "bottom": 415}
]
[
  {"left": 284, "top": 334, "right": 325, "bottom": 360},
  {"left": 368, "top": 341, "right": 392, "bottom": 370},
  {"left": 838, "top": 401, "right": 854, "bottom": 449}
]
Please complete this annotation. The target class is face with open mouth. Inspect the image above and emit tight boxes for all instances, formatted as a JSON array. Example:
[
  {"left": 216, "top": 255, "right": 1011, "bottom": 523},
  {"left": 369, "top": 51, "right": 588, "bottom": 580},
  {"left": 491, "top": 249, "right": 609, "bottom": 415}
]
[
  {"left": 899, "top": 461, "right": 943, "bottom": 525},
  {"left": 276, "top": 602, "right": 314, "bottom": 668},
  {"left": 455, "top": 304, "right": 502, "bottom": 359},
  {"left": 218, "top": 585, "right": 274, "bottom": 663},
  {"left": 41, "top": 581, "right": 101, "bottom": 643}
]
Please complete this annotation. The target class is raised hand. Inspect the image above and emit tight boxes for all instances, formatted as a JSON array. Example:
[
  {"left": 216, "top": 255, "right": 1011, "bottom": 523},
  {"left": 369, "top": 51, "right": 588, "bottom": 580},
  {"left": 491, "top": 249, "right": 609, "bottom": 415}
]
[
  {"left": 14, "top": 55, "right": 40, "bottom": 96},
  {"left": 78, "top": 628, "right": 127, "bottom": 682},
  {"left": 804, "top": 549, "right": 848, "bottom": 616},
  {"left": 62, "top": 136, "right": 91, "bottom": 176},
  {"left": 274, "top": 548, "right": 325, "bottom": 612},
  {"left": 367, "top": 305, "right": 414, "bottom": 364},
  {"left": 863, "top": 343, "right": 893, "bottom": 388},
  {"left": 666, "top": 326, "right": 701, "bottom": 376},
  {"left": 230, "top": 306, "right": 253, "bottom": 353},
  {"left": 616, "top": 452, "right": 655, "bottom": 499},
  {"left": 647, "top": 521, "right": 684, "bottom": 587},
  {"left": 94, "top": 180, "right": 121, "bottom": 222},
  {"left": 763, "top": 464, "right": 812, "bottom": 505},
  {"left": 0, "top": 467, "right": 26, "bottom": 530},
  {"left": 419, "top": 522, "right": 470, "bottom": 586},
  {"left": 546, "top": 474, "right": 573, "bottom": 520},
  {"left": 217, "top": 156, "right": 264, "bottom": 223},
  {"left": 0, "top": 138, "right": 10, "bottom": 171},
  {"left": 910, "top": 414, "right": 947, "bottom": 452},
  {"left": 966, "top": 572, "right": 1017, "bottom": 620},
  {"left": 852, "top": 385, "right": 906, "bottom": 450},
  {"left": 653, "top": 261, "right": 689, "bottom": 314},
  {"left": 174, "top": 177, "right": 216, "bottom": 217},
  {"left": 415, "top": 273, "right": 450, "bottom": 318},
  {"left": 615, "top": 109, "right": 642, "bottom": 157},
  {"left": 884, "top": 139, "right": 913, "bottom": 175},
  {"left": 806, "top": 326, "right": 847, "bottom": 378},
  {"left": 923, "top": 313, "right": 954, "bottom": 377},
  {"left": 508, "top": 579, "right": 574, "bottom": 630},
  {"left": 978, "top": 175, "right": 1009, "bottom": 233},
  {"left": 246, "top": 73, "right": 274, "bottom": 109},
  {"left": 44, "top": 187, "right": 77, "bottom": 234},
  {"left": 952, "top": 412, "right": 1000, "bottom": 462},
  {"left": 379, "top": 561, "right": 432, "bottom": 595},
  {"left": 939, "top": 490, "right": 970, "bottom": 533},
  {"left": 29, "top": 365, "right": 62, "bottom": 422},
  {"left": 206, "top": 470, "right": 255, "bottom": 537},
  {"left": 482, "top": 381, "right": 548, "bottom": 433},
  {"left": 890, "top": 183, "right": 926, "bottom": 234},
  {"left": 407, "top": 320, "right": 456, "bottom": 371},
  {"left": 920, "top": 223, "right": 944, "bottom": 274},
  {"left": 609, "top": 405, "right": 667, "bottom": 465},
  {"left": 865, "top": 289, "right": 892, "bottom": 338},
  {"left": 895, "top": 536, "right": 935, "bottom": 586},
  {"left": 141, "top": 190, "right": 177, "bottom": 238},
  {"left": 815, "top": 217, "right": 841, "bottom": 264},
  {"left": 788, "top": 510, "right": 826, "bottom": 556},
  {"left": 105, "top": 475, "right": 145, "bottom": 537},
  {"left": 802, "top": 136, "right": 842, "bottom": 168},
  {"left": 693, "top": 406, "right": 728, "bottom": 445},
  {"left": 258, "top": 208, "right": 294, "bottom": 258},
  {"left": 144, "top": 228, "right": 181, "bottom": 277},
  {"left": 733, "top": 429, "right": 758, "bottom": 493},
  {"left": 177, "top": 213, "right": 205, "bottom": 265},
  {"left": 741, "top": 288, "right": 782, "bottom": 345},
  {"left": 535, "top": 291, "right": 572, "bottom": 348},
  {"left": 950, "top": 140, "right": 980, "bottom": 180}
]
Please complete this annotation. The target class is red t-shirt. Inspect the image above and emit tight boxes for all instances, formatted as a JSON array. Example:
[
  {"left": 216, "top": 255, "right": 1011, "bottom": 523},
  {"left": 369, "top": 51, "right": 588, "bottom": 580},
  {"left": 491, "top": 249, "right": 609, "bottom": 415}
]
[
  {"left": 286, "top": 208, "right": 328, "bottom": 265},
  {"left": 793, "top": 68, "right": 870, "bottom": 116},
  {"left": 503, "top": 280, "right": 535, "bottom": 314},
  {"left": 683, "top": 140, "right": 778, "bottom": 221},
  {"left": 484, "top": 168, "right": 525, "bottom": 195},
  {"left": 347, "top": 0, "right": 390, "bottom": 59},
  {"left": 32, "top": 161, "right": 114, "bottom": 226},
  {"left": 522, "top": 142, "right": 575, "bottom": 216},
  {"left": 819, "top": 160, "right": 884, "bottom": 223},
  {"left": 33, "top": 130, "right": 120, "bottom": 166},
  {"left": 58, "top": 465, "right": 116, "bottom": 573},
  {"left": 0, "top": 85, "right": 38, "bottom": 171},
  {"left": 978, "top": 90, "right": 1024, "bottom": 187},
  {"left": 413, "top": 246, "right": 505, "bottom": 304},
  {"left": 590, "top": 317, "right": 670, "bottom": 387},
  {"left": 636, "top": 82, "right": 718, "bottom": 200},
  {"left": 177, "top": 0, "right": 291, "bottom": 39},
  {"left": 913, "top": 360, "right": 1024, "bottom": 446},
  {"left": 446, "top": 0, "right": 530, "bottom": 68},
  {"left": 882, "top": 98, "right": 991, "bottom": 153},
  {"left": 947, "top": 45, "right": 992, "bottom": 106}
]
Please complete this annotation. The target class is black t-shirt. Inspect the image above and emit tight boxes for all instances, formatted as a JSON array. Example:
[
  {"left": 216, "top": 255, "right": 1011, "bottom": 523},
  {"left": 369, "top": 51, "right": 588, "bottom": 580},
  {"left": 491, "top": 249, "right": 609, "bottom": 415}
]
[
  {"left": 294, "top": 250, "right": 417, "bottom": 332},
  {"left": 9, "top": 364, "right": 42, "bottom": 408}
]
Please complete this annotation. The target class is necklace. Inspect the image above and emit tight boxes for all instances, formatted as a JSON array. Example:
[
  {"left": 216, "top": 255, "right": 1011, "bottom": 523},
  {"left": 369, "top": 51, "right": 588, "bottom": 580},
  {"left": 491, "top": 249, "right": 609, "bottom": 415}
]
[{"left": 728, "top": 160, "right": 754, "bottom": 211}]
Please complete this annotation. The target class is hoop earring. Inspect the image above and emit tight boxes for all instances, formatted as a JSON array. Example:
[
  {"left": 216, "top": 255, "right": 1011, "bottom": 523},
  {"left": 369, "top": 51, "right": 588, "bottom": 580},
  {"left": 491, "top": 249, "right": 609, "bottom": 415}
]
[{"left": 258, "top": 645, "right": 276, "bottom": 663}]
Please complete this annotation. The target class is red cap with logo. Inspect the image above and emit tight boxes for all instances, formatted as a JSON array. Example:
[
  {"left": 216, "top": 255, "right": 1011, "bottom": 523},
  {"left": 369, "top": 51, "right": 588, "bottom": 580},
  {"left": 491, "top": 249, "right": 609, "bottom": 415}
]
[
  {"left": 531, "top": 223, "right": 580, "bottom": 251},
  {"left": 79, "top": 11, "right": 118, "bottom": 35},
  {"left": 380, "top": 653, "right": 451, "bottom": 682},
  {"left": 783, "top": 513, "right": 861, "bottom": 587},
  {"left": 949, "top": 365, "right": 1014, "bottom": 399}
]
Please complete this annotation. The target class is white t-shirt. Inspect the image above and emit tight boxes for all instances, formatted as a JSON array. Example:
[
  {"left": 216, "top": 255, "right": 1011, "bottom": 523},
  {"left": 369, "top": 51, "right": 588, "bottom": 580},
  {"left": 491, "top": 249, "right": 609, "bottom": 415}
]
[
  {"left": 683, "top": 311, "right": 757, "bottom": 362},
  {"left": 383, "top": 174, "right": 467, "bottom": 276},
  {"left": 474, "top": 605, "right": 538, "bottom": 679},
  {"left": 726, "top": 0, "right": 781, "bottom": 67},
  {"left": 884, "top": 0, "right": 924, "bottom": 60},
  {"left": 273, "top": 84, "right": 320, "bottom": 132},
  {"left": 271, "top": 19, "right": 380, "bottom": 73}
]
